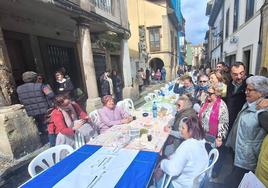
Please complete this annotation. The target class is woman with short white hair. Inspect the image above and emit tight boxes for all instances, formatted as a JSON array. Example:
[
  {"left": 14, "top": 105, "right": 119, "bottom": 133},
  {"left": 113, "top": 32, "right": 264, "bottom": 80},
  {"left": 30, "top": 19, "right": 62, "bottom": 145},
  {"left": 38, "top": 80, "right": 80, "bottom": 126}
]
[{"left": 226, "top": 75, "right": 268, "bottom": 188}]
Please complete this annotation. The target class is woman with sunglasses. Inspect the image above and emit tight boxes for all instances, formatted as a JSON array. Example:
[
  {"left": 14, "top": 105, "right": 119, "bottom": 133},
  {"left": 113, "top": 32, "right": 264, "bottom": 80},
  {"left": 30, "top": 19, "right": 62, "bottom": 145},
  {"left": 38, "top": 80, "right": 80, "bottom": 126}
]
[
  {"left": 156, "top": 116, "right": 208, "bottom": 188},
  {"left": 194, "top": 74, "right": 209, "bottom": 105},
  {"left": 198, "top": 84, "right": 229, "bottom": 178},
  {"left": 163, "top": 95, "right": 196, "bottom": 156}
]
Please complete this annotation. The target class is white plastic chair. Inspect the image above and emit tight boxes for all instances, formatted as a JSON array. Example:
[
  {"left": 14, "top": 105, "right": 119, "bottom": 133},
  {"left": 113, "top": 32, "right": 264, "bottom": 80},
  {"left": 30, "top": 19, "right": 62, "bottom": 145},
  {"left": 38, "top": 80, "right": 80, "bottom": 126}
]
[
  {"left": 144, "top": 95, "right": 152, "bottom": 102},
  {"left": 74, "top": 132, "right": 85, "bottom": 149},
  {"left": 160, "top": 173, "right": 173, "bottom": 188},
  {"left": 154, "top": 90, "right": 160, "bottom": 96},
  {"left": 89, "top": 110, "right": 100, "bottom": 124},
  {"left": 116, "top": 100, "right": 125, "bottom": 110},
  {"left": 124, "top": 98, "right": 135, "bottom": 114},
  {"left": 28, "top": 145, "right": 74, "bottom": 177},
  {"left": 148, "top": 93, "right": 157, "bottom": 99},
  {"left": 89, "top": 110, "right": 101, "bottom": 133},
  {"left": 192, "top": 148, "right": 219, "bottom": 188}
]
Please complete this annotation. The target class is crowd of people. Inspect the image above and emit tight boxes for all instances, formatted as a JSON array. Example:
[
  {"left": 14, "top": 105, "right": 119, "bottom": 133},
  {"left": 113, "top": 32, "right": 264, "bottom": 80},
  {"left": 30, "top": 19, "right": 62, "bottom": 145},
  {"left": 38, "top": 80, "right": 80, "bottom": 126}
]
[
  {"left": 16, "top": 68, "right": 126, "bottom": 148},
  {"left": 154, "top": 61, "right": 268, "bottom": 188},
  {"left": 137, "top": 67, "right": 167, "bottom": 92},
  {"left": 15, "top": 61, "right": 268, "bottom": 187}
]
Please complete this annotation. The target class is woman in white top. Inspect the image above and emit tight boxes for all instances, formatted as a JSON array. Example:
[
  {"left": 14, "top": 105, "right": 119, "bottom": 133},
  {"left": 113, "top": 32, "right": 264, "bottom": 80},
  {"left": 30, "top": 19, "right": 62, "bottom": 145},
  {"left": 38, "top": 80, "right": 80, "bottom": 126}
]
[{"left": 158, "top": 116, "right": 209, "bottom": 188}]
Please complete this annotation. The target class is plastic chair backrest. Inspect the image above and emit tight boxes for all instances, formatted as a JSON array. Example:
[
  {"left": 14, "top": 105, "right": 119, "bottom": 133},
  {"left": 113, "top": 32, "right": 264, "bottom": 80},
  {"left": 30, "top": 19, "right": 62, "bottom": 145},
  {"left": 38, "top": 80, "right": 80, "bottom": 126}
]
[
  {"left": 192, "top": 148, "right": 219, "bottom": 188},
  {"left": 148, "top": 93, "right": 157, "bottom": 99},
  {"left": 74, "top": 132, "right": 85, "bottom": 149},
  {"left": 160, "top": 173, "right": 173, "bottom": 188},
  {"left": 28, "top": 145, "right": 74, "bottom": 177},
  {"left": 116, "top": 100, "right": 125, "bottom": 110},
  {"left": 89, "top": 110, "right": 100, "bottom": 125},
  {"left": 144, "top": 95, "right": 152, "bottom": 102},
  {"left": 124, "top": 98, "right": 135, "bottom": 114},
  {"left": 154, "top": 90, "right": 160, "bottom": 96}
]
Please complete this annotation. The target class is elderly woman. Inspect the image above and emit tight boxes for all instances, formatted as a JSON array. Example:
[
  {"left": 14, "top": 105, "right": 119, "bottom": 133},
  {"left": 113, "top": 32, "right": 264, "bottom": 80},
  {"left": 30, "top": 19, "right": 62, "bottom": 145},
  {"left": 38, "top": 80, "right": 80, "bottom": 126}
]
[
  {"left": 156, "top": 116, "right": 208, "bottom": 188},
  {"left": 194, "top": 74, "right": 209, "bottom": 105},
  {"left": 209, "top": 71, "right": 227, "bottom": 98},
  {"left": 48, "top": 95, "right": 96, "bottom": 147},
  {"left": 98, "top": 95, "right": 133, "bottom": 133},
  {"left": 198, "top": 84, "right": 229, "bottom": 178},
  {"left": 226, "top": 76, "right": 268, "bottom": 188},
  {"left": 163, "top": 95, "right": 196, "bottom": 156}
]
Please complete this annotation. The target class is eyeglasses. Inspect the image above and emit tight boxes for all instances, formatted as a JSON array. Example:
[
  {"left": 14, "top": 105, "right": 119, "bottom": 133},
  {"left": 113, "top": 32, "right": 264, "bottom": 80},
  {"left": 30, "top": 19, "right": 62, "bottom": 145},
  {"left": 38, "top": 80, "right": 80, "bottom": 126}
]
[
  {"left": 199, "top": 80, "right": 208, "bottom": 83},
  {"left": 246, "top": 88, "right": 256, "bottom": 93}
]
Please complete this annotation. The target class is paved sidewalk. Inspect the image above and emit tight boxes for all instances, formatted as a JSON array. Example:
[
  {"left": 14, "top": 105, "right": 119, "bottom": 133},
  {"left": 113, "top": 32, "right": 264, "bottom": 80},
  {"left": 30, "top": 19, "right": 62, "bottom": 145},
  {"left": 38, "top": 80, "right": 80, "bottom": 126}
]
[{"left": 134, "top": 81, "right": 167, "bottom": 108}]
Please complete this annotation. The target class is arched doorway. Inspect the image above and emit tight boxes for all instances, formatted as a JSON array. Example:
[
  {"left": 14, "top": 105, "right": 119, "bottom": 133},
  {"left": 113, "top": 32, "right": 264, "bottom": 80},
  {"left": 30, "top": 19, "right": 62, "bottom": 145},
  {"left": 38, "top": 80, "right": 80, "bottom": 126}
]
[{"left": 149, "top": 58, "right": 164, "bottom": 72}]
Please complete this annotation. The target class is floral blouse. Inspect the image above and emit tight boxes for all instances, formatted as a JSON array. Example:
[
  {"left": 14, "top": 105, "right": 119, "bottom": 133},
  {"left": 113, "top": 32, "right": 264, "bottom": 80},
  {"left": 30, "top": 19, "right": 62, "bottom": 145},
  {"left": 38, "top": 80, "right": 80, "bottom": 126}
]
[{"left": 200, "top": 99, "right": 229, "bottom": 139}]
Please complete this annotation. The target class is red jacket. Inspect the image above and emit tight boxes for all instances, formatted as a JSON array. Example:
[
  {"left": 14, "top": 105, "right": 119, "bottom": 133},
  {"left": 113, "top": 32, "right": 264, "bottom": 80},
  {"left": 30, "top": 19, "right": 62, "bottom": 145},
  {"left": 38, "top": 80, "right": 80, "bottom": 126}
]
[{"left": 48, "top": 102, "right": 88, "bottom": 135}]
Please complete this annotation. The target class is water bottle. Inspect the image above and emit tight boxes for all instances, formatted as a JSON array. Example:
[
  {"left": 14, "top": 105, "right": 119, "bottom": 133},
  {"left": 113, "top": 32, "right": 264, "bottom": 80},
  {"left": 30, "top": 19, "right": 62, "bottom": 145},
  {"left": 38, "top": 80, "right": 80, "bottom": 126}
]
[{"left": 152, "top": 101, "right": 157, "bottom": 118}]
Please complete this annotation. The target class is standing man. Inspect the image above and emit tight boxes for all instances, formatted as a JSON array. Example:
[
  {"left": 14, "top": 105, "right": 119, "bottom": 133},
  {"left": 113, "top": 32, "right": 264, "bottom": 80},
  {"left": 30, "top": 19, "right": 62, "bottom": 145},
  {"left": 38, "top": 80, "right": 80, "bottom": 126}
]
[
  {"left": 216, "top": 62, "right": 231, "bottom": 84},
  {"left": 216, "top": 62, "right": 225, "bottom": 72},
  {"left": 226, "top": 62, "right": 247, "bottom": 134},
  {"left": 161, "top": 67, "right": 166, "bottom": 81},
  {"left": 17, "top": 71, "right": 54, "bottom": 144}
]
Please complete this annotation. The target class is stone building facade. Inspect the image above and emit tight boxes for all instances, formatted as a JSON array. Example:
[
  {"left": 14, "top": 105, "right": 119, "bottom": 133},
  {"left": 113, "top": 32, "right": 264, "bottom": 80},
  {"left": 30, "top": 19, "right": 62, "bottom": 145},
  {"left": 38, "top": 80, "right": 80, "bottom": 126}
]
[
  {"left": 0, "top": 0, "right": 133, "bottom": 158},
  {"left": 127, "top": 0, "right": 182, "bottom": 81}
]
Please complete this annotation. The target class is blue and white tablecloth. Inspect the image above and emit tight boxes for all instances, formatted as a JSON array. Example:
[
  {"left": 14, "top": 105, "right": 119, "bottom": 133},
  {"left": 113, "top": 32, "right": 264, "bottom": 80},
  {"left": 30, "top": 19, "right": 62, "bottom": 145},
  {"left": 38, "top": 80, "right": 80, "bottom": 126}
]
[{"left": 21, "top": 145, "right": 159, "bottom": 188}]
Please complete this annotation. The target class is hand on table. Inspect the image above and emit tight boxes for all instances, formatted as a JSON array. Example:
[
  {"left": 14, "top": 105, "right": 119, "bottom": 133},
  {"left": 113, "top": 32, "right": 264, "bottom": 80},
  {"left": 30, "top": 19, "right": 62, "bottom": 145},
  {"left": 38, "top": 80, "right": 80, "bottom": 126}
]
[{"left": 121, "top": 117, "right": 133, "bottom": 124}]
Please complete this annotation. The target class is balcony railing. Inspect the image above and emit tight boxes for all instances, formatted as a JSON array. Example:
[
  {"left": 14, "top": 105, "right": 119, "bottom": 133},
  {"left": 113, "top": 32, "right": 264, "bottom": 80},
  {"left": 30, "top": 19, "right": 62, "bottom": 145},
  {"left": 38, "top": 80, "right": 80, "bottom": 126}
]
[{"left": 91, "top": 0, "right": 112, "bottom": 14}]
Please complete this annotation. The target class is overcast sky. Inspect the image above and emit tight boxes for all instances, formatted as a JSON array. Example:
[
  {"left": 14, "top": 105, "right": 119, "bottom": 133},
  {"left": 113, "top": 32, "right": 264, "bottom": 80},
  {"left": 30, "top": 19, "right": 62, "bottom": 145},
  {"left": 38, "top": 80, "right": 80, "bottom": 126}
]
[{"left": 181, "top": 0, "right": 208, "bottom": 45}]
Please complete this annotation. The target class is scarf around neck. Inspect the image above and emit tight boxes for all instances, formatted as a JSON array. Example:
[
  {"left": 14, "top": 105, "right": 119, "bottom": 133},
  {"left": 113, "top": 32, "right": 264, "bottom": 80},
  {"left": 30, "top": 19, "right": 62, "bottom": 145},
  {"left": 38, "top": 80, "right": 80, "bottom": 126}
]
[{"left": 199, "top": 97, "right": 222, "bottom": 137}]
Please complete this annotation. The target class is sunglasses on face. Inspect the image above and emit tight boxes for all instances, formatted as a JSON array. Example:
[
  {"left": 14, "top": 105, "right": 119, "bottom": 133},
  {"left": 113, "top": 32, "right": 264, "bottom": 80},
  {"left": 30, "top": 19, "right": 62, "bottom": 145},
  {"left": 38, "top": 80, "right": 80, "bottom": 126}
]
[
  {"left": 207, "top": 92, "right": 215, "bottom": 96},
  {"left": 199, "top": 80, "right": 208, "bottom": 83}
]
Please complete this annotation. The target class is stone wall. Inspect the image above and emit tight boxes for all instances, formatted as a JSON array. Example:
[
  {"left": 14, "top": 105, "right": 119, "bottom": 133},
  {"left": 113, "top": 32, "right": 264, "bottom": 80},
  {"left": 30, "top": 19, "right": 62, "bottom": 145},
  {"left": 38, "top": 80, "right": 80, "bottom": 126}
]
[{"left": 0, "top": 104, "right": 41, "bottom": 159}]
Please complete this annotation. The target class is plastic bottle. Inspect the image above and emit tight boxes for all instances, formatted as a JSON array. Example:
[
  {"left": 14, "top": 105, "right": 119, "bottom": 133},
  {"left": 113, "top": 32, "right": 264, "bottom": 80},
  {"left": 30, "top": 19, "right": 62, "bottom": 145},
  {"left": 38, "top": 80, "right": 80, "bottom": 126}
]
[{"left": 152, "top": 101, "right": 157, "bottom": 118}]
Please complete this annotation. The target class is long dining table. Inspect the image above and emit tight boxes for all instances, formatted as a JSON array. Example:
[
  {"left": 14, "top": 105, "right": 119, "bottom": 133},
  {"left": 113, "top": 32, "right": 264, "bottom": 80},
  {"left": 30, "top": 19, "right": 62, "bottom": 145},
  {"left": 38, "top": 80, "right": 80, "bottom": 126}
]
[{"left": 21, "top": 101, "right": 175, "bottom": 188}]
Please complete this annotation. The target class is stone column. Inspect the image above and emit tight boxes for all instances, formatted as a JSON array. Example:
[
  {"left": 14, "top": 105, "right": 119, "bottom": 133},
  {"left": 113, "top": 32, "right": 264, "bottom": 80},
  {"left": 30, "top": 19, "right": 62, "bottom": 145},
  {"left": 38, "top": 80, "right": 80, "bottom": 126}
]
[
  {"left": 77, "top": 22, "right": 101, "bottom": 112},
  {"left": 120, "top": 39, "right": 139, "bottom": 99},
  {"left": 0, "top": 27, "right": 16, "bottom": 106}
]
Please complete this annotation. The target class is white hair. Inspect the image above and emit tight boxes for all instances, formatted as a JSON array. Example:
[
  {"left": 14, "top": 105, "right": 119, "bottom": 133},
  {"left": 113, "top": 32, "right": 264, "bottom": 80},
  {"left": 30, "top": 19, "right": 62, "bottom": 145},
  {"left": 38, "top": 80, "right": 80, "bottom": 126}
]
[{"left": 246, "top": 76, "right": 268, "bottom": 96}]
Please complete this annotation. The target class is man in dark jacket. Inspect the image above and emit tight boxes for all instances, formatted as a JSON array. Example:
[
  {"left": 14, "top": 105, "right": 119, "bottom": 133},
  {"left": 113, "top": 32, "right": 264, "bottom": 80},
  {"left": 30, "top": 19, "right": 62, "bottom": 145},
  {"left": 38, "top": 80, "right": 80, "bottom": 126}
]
[
  {"left": 226, "top": 62, "right": 247, "bottom": 133},
  {"left": 17, "top": 71, "right": 54, "bottom": 143}
]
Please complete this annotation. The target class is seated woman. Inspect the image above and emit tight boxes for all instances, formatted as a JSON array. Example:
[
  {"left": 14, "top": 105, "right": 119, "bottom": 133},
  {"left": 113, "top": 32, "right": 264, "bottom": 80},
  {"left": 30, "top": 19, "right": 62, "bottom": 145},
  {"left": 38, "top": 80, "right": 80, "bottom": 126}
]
[
  {"left": 98, "top": 95, "right": 133, "bottom": 133},
  {"left": 163, "top": 95, "right": 196, "bottom": 156},
  {"left": 156, "top": 116, "right": 208, "bottom": 188},
  {"left": 48, "top": 94, "right": 97, "bottom": 147},
  {"left": 198, "top": 84, "right": 229, "bottom": 178},
  {"left": 226, "top": 76, "right": 268, "bottom": 188}
]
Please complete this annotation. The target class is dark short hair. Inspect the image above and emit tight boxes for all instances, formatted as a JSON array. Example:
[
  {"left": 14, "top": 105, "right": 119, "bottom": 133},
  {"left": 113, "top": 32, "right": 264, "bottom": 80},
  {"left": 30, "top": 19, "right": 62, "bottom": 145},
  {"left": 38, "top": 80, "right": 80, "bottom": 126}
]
[
  {"left": 53, "top": 94, "right": 70, "bottom": 107},
  {"left": 217, "top": 62, "right": 225, "bottom": 66},
  {"left": 231, "top": 61, "right": 246, "bottom": 70},
  {"left": 181, "top": 75, "right": 193, "bottom": 83},
  {"left": 181, "top": 116, "right": 205, "bottom": 140}
]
